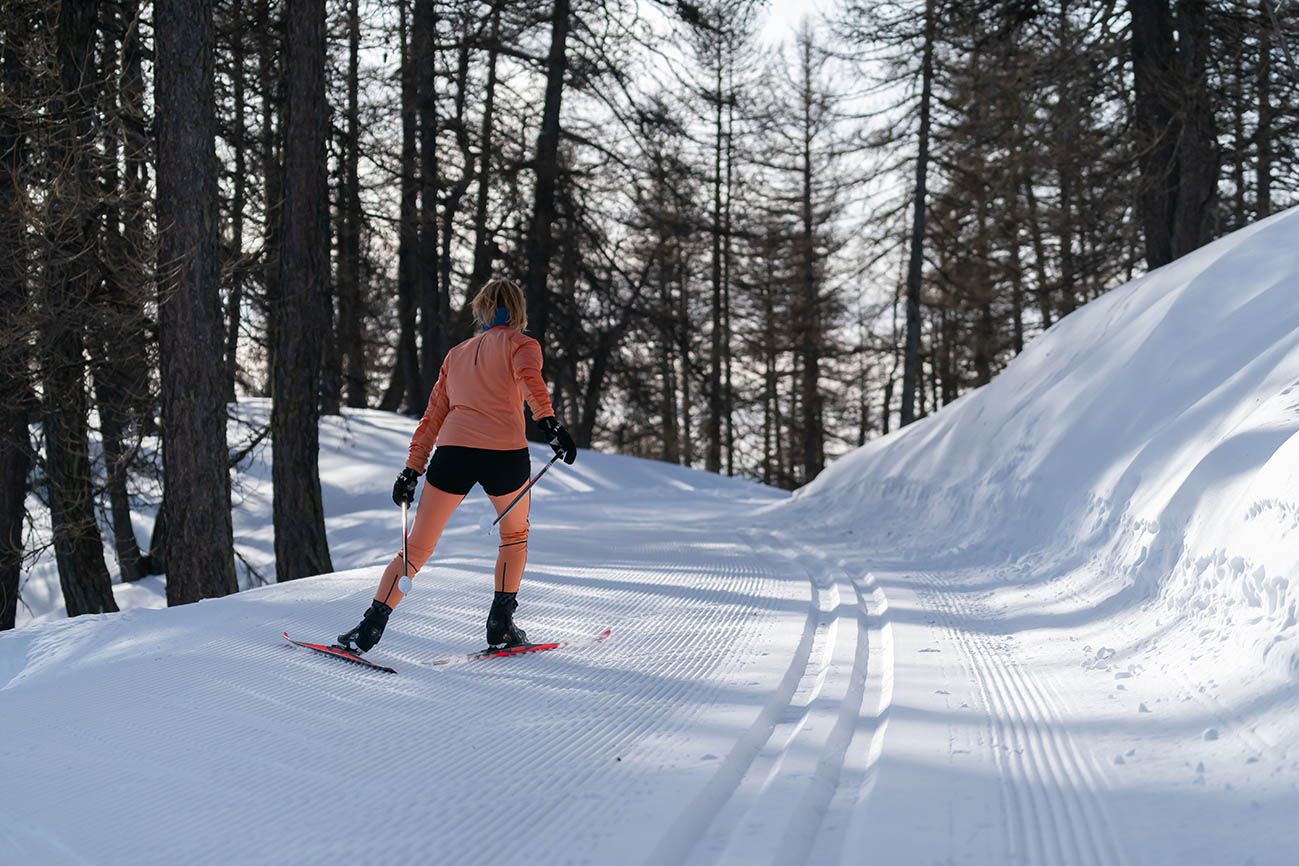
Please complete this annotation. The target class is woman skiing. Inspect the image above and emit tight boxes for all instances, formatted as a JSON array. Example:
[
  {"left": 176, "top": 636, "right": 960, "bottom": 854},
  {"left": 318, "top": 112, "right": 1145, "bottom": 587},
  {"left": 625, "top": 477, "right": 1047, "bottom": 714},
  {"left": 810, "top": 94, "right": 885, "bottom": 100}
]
[{"left": 338, "top": 277, "right": 577, "bottom": 654}]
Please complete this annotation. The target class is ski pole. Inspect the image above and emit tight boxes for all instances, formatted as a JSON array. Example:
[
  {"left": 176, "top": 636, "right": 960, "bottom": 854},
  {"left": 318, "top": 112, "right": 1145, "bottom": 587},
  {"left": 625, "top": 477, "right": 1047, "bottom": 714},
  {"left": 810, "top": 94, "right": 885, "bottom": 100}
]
[
  {"left": 398, "top": 500, "right": 412, "bottom": 595},
  {"left": 491, "top": 451, "right": 561, "bottom": 529}
]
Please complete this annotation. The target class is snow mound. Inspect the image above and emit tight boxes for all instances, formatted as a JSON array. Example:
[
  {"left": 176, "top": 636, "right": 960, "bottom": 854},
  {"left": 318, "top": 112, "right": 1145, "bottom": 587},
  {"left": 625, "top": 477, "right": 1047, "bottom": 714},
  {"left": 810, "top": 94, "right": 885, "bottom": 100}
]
[{"left": 791, "top": 206, "right": 1299, "bottom": 679}]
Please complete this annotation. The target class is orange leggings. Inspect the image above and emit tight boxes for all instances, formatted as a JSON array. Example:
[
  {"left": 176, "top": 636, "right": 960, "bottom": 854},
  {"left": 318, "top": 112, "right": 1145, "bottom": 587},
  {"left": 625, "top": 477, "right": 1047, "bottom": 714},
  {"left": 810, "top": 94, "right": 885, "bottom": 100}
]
[{"left": 372, "top": 482, "right": 530, "bottom": 609}]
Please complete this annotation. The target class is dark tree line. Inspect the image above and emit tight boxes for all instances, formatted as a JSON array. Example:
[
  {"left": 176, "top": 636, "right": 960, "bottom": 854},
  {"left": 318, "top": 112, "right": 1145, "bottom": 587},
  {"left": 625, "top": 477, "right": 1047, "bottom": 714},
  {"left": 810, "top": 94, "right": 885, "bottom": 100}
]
[{"left": 1, "top": 0, "right": 1295, "bottom": 627}]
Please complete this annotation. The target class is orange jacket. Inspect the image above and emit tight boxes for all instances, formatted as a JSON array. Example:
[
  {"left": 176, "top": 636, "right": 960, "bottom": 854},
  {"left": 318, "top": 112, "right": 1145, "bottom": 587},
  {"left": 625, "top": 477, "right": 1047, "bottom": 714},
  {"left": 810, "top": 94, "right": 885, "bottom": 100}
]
[{"left": 406, "top": 326, "right": 556, "bottom": 470}]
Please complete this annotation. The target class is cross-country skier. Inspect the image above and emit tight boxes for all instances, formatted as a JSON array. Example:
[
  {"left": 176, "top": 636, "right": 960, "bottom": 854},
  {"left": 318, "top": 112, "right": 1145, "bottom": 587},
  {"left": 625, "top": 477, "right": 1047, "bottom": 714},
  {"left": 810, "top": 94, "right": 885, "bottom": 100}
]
[{"left": 337, "top": 277, "right": 577, "bottom": 654}]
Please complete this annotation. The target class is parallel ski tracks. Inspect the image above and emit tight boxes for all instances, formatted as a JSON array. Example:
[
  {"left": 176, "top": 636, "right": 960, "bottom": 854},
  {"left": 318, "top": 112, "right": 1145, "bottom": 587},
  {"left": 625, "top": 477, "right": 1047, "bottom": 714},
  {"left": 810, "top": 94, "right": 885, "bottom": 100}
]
[
  {"left": 652, "top": 535, "right": 891, "bottom": 866},
  {"left": 916, "top": 573, "right": 1127, "bottom": 866}
]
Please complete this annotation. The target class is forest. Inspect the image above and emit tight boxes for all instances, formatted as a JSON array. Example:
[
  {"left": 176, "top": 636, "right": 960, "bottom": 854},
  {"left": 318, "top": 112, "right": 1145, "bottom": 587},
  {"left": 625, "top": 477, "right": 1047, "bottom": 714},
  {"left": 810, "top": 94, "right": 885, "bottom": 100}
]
[{"left": 1, "top": 0, "right": 1296, "bottom": 625}]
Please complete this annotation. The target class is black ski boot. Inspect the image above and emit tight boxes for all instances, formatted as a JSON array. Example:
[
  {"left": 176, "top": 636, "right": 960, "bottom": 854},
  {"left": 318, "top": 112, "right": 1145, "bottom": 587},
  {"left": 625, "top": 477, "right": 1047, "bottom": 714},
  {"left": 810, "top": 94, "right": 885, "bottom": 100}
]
[
  {"left": 337, "top": 599, "right": 392, "bottom": 654},
  {"left": 485, "top": 591, "right": 528, "bottom": 647}
]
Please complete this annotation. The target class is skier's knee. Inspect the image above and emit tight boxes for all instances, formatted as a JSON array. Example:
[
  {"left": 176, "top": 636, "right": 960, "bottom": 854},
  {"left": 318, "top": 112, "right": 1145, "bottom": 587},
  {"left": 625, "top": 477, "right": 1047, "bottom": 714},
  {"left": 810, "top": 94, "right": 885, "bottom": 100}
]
[{"left": 498, "top": 521, "right": 529, "bottom": 547}]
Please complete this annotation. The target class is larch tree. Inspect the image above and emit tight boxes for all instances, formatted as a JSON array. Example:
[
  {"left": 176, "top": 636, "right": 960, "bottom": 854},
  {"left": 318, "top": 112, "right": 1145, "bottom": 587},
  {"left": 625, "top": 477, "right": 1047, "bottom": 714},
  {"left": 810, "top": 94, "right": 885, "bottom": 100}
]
[
  {"left": 0, "top": 5, "right": 34, "bottom": 629},
  {"left": 271, "top": 0, "right": 334, "bottom": 583},
  {"left": 42, "top": 0, "right": 118, "bottom": 616},
  {"left": 155, "top": 0, "right": 238, "bottom": 604}
]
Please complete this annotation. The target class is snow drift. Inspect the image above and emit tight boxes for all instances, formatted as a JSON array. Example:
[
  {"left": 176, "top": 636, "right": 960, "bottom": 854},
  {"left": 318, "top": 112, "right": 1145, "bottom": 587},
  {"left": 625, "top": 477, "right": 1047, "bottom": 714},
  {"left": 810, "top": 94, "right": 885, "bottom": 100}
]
[{"left": 791, "top": 206, "right": 1299, "bottom": 681}]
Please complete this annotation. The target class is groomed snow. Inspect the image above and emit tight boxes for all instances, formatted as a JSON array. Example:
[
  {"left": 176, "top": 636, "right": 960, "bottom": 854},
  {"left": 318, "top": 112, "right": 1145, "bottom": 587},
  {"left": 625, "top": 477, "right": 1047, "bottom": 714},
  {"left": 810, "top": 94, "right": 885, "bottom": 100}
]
[{"left": 3, "top": 208, "right": 1298, "bottom": 865}]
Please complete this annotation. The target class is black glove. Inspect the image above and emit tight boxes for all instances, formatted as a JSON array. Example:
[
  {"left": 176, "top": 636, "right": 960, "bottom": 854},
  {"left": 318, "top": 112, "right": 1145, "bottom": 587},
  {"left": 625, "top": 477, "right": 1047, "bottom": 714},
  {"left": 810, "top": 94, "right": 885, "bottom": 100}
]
[
  {"left": 537, "top": 416, "right": 577, "bottom": 465},
  {"left": 392, "top": 467, "right": 420, "bottom": 505}
]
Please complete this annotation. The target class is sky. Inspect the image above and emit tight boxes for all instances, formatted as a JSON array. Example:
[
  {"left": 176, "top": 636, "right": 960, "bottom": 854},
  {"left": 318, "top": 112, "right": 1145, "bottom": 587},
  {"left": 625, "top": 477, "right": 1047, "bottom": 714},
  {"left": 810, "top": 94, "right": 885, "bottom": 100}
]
[{"left": 760, "top": 0, "right": 829, "bottom": 44}]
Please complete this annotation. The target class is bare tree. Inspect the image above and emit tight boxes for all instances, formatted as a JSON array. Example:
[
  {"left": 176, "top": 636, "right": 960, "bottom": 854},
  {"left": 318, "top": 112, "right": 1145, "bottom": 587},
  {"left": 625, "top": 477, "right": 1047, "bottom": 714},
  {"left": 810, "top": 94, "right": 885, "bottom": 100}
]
[
  {"left": 1130, "top": 0, "right": 1220, "bottom": 269},
  {"left": 0, "top": 11, "right": 34, "bottom": 629},
  {"left": 41, "top": 0, "right": 118, "bottom": 616},
  {"left": 272, "top": 0, "right": 334, "bottom": 582},
  {"left": 523, "top": 0, "right": 571, "bottom": 357},
  {"left": 156, "top": 0, "right": 238, "bottom": 604}
]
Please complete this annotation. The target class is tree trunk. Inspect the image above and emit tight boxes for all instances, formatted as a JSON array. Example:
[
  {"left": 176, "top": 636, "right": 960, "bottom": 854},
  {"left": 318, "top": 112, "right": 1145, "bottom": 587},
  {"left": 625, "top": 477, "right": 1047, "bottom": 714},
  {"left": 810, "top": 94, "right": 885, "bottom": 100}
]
[
  {"left": 225, "top": 0, "right": 248, "bottom": 404},
  {"left": 706, "top": 46, "right": 723, "bottom": 474},
  {"left": 441, "top": 30, "right": 475, "bottom": 346},
  {"left": 798, "top": 58, "right": 823, "bottom": 480},
  {"left": 1021, "top": 175, "right": 1053, "bottom": 329},
  {"left": 1008, "top": 206, "right": 1025, "bottom": 355},
  {"left": 469, "top": 4, "right": 502, "bottom": 295},
  {"left": 1, "top": 29, "right": 32, "bottom": 629},
  {"left": 43, "top": 0, "right": 117, "bottom": 617},
  {"left": 260, "top": 0, "right": 283, "bottom": 396},
  {"left": 676, "top": 251, "right": 693, "bottom": 466},
  {"left": 339, "top": 0, "right": 366, "bottom": 408},
  {"left": 92, "top": 6, "right": 144, "bottom": 583},
  {"left": 523, "top": 0, "right": 571, "bottom": 356},
  {"left": 658, "top": 267, "right": 680, "bottom": 464},
  {"left": 900, "top": 0, "right": 935, "bottom": 427},
  {"left": 155, "top": 0, "right": 238, "bottom": 605},
  {"left": 722, "top": 66, "right": 735, "bottom": 477},
  {"left": 416, "top": 0, "right": 445, "bottom": 400},
  {"left": 1169, "top": 0, "right": 1218, "bottom": 258},
  {"left": 396, "top": 0, "right": 422, "bottom": 412},
  {"left": 93, "top": 374, "right": 143, "bottom": 582},
  {"left": 1129, "top": 0, "right": 1219, "bottom": 268},
  {"left": 272, "top": 0, "right": 334, "bottom": 583},
  {"left": 320, "top": 145, "right": 343, "bottom": 417},
  {"left": 1257, "top": 24, "right": 1273, "bottom": 218},
  {"left": 121, "top": 0, "right": 155, "bottom": 434},
  {"left": 1129, "top": 0, "right": 1177, "bottom": 268}
]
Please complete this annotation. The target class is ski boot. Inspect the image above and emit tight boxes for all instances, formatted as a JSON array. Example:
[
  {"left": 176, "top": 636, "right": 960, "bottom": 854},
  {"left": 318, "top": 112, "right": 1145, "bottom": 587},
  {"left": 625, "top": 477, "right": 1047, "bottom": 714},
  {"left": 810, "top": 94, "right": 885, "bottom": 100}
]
[
  {"left": 337, "top": 599, "right": 392, "bottom": 654},
  {"left": 485, "top": 591, "right": 528, "bottom": 647}
]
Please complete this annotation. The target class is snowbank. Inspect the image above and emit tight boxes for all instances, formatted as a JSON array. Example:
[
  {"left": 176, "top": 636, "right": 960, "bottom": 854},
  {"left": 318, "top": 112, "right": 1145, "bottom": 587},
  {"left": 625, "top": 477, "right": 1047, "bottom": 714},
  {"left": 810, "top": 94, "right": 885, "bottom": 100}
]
[{"left": 790, "top": 207, "right": 1299, "bottom": 680}]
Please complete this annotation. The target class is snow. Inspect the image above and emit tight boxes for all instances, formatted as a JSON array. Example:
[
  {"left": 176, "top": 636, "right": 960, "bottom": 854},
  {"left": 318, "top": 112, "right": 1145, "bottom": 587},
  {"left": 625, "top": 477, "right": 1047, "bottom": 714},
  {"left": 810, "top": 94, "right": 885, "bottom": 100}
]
[{"left": 4, "top": 208, "right": 1299, "bottom": 864}]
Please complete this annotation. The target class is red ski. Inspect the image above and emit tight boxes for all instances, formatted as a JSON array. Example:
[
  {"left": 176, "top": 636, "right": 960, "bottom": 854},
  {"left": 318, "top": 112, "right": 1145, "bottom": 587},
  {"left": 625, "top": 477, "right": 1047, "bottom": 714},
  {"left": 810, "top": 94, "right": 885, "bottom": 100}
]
[
  {"left": 283, "top": 633, "right": 397, "bottom": 674},
  {"left": 421, "top": 628, "right": 612, "bottom": 668}
]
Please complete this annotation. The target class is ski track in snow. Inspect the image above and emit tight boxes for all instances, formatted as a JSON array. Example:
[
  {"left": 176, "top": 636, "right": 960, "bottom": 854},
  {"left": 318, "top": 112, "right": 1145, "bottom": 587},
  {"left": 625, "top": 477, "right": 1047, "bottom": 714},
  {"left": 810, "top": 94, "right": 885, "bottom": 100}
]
[
  {"left": 5, "top": 469, "right": 1123, "bottom": 866},
  {"left": 8, "top": 417, "right": 1299, "bottom": 866},
  {"left": 0, "top": 493, "right": 1266, "bottom": 866},
  {"left": 915, "top": 572, "right": 1126, "bottom": 866}
]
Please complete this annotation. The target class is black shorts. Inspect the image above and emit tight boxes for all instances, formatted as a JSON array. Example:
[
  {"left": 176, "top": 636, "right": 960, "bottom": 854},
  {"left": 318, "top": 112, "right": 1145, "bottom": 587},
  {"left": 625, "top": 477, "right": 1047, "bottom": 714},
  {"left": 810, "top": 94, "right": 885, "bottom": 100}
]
[{"left": 425, "top": 446, "right": 531, "bottom": 497}]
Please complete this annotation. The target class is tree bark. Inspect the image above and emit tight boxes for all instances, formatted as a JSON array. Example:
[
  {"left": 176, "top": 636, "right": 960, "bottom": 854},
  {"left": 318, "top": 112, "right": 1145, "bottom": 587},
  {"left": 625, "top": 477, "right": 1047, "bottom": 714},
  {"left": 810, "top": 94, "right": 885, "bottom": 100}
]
[
  {"left": 1129, "top": 0, "right": 1219, "bottom": 269},
  {"left": 338, "top": 0, "right": 367, "bottom": 408},
  {"left": 259, "top": 0, "right": 283, "bottom": 396},
  {"left": 1169, "top": 0, "right": 1218, "bottom": 258},
  {"left": 523, "top": 0, "right": 571, "bottom": 356},
  {"left": 468, "top": 4, "right": 502, "bottom": 295},
  {"left": 155, "top": 0, "right": 238, "bottom": 605},
  {"left": 900, "top": 0, "right": 935, "bottom": 427},
  {"left": 706, "top": 44, "right": 723, "bottom": 474},
  {"left": 797, "top": 43, "right": 824, "bottom": 480},
  {"left": 1129, "top": 0, "right": 1177, "bottom": 268},
  {"left": 93, "top": 4, "right": 144, "bottom": 583},
  {"left": 43, "top": 0, "right": 117, "bottom": 617},
  {"left": 415, "top": 0, "right": 445, "bottom": 399},
  {"left": 272, "top": 0, "right": 334, "bottom": 582},
  {"left": 1257, "top": 24, "right": 1273, "bottom": 218},
  {"left": 396, "top": 0, "right": 422, "bottom": 412},
  {"left": 225, "top": 0, "right": 248, "bottom": 404},
  {"left": 1, "top": 27, "right": 32, "bottom": 629}
]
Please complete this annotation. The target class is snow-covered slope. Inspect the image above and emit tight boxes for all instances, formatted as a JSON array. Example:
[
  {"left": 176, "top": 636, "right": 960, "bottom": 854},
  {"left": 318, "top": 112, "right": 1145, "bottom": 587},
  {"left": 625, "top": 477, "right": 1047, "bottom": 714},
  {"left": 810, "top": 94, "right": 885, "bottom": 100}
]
[
  {"left": 3, "top": 425, "right": 802, "bottom": 865},
  {"left": 795, "top": 206, "right": 1299, "bottom": 678},
  {"left": 5, "top": 209, "right": 1299, "bottom": 866},
  {"left": 775, "top": 206, "right": 1299, "bottom": 863}
]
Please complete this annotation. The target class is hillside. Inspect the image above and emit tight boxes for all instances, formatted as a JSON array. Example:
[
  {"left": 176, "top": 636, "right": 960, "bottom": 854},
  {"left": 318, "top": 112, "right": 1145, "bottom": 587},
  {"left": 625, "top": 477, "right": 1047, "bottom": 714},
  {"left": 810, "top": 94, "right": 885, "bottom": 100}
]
[{"left": 4, "top": 208, "right": 1299, "bottom": 865}]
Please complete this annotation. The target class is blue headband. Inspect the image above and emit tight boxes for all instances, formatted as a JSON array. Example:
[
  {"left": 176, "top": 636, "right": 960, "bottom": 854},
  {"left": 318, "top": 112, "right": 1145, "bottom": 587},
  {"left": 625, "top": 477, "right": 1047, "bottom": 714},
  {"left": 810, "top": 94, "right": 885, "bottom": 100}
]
[{"left": 482, "top": 307, "right": 510, "bottom": 330}]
